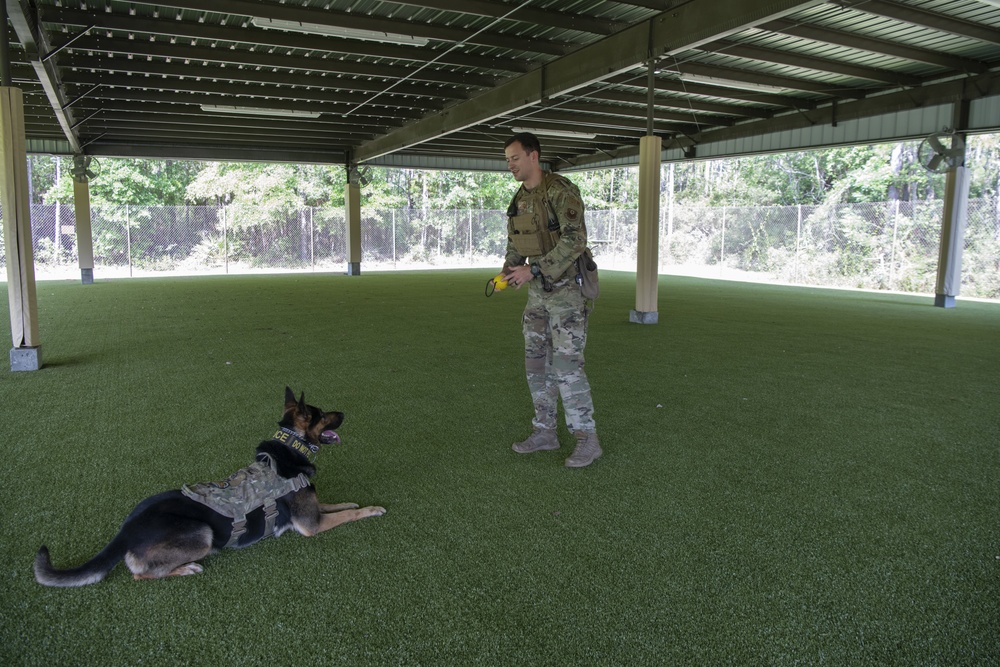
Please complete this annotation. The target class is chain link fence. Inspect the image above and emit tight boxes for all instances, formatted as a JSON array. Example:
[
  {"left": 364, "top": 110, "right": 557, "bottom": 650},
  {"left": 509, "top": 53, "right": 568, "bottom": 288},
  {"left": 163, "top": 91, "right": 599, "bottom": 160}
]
[
  {"left": 2, "top": 199, "right": 998, "bottom": 299},
  {"left": 588, "top": 198, "right": 1000, "bottom": 299}
]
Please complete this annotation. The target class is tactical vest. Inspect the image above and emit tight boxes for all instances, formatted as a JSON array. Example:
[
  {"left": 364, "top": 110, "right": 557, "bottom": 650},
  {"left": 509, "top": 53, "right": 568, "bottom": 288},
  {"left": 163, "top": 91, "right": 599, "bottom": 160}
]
[
  {"left": 507, "top": 173, "right": 564, "bottom": 258},
  {"left": 182, "top": 452, "right": 310, "bottom": 548}
]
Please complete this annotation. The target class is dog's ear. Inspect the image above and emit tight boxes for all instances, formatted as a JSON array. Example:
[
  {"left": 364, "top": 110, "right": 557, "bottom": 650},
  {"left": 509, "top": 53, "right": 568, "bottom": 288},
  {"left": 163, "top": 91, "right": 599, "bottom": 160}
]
[
  {"left": 284, "top": 386, "right": 296, "bottom": 410},
  {"left": 298, "top": 392, "right": 307, "bottom": 413}
]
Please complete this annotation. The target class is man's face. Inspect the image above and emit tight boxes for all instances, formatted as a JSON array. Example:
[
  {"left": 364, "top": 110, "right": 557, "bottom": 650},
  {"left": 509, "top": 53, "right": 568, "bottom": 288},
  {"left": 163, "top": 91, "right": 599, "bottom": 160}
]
[{"left": 504, "top": 141, "right": 539, "bottom": 184}]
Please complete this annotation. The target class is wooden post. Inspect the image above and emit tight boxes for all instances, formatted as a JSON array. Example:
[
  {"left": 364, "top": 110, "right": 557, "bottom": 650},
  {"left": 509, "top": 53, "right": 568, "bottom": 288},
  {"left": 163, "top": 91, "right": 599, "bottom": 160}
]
[
  {"left": 934, "top": 159, "right": 969, "bottom": 308},
  {"left": 630, "top": 135, "right": 662, "bottom": 324},
  {"left": 1, "top": 87, "right": 41, "bottom": 370},
  {"left": 73, "top": 176, "right": 94, "bottom": 283},
  {"left": 934, "top": 102, "right": 970, "bottom": 308},
  {"left": 345, "top": 178, "right": 362, "bottom": 275}
]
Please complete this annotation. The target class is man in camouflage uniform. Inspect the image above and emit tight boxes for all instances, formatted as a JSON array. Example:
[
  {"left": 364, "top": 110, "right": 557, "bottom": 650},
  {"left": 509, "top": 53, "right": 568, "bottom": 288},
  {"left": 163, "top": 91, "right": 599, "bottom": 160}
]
[{"left": 501, "top": 132, "right": 601, "bottom": 468}]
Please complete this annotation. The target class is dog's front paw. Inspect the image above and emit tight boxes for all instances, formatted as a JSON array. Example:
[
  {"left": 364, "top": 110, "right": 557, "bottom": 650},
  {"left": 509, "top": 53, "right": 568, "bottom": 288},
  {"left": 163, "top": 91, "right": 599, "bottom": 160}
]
[{"left": 363, "top": 506, "right": 387, "bottom": 518}]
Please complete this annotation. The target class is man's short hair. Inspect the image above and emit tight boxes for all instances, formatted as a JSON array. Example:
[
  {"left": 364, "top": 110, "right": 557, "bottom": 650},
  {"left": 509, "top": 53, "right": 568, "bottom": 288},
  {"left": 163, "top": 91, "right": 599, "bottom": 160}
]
[{"left": 505, "top": 132, "right": 541, "bottom": 156}]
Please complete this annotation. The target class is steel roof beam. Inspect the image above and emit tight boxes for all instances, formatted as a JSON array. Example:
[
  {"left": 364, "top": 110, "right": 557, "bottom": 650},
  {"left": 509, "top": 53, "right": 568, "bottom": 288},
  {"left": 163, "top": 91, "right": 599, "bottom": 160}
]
[
  {"left": 608, "top": 71, "right": 797, "bottom": 107},
  {"left": 62, "top": 71, "right": 440, "bottom": 112},
  {"left": 75, "top": 88, "right": 425, "bottom": 123},
  {"left": 578, "top": 86, "right": 776, "bottom": 118},
  {"left": 700, "top": 39, "right": 923, "bottom": 86},
  {"left": 5, "top": 0, "right": 80, "bottom": 151},
  {"left": 108, "top": 0, "right": 574, "bottom": 57},
  {"left": 48, "top": 7, "right": 533, "bottom": 71},
  {"left": 565, "top": 70, "right": 1000, "bottom": 169},
  {"left": 530, "top": 102, "right": 734, "bottom": 128},
  {"left": 354, "top": 0, "right": 826, "bottom": 163},
  {"left": 371, "top": 0, "right": 624, "bottom": 36},
  {"left": 674, "top": 62, "right": 867, "bottom": 98},
  {"left": 70, "top": 99, "right": 395, "bottom": 126},
  {"left": 858, "top": 0, "right": 1000, "bottom": 47},
  {"left": 82, "top": 141, "right": 347, "bottom": 164},
  {"left": 763, "top": 18, "right": 991, "bottom": 73},
  {"left": 60, "top": 57, "right": 470, "bottom": 102},
  {"left": 61, "top": 36, "right": 506, "bottom": 87}
]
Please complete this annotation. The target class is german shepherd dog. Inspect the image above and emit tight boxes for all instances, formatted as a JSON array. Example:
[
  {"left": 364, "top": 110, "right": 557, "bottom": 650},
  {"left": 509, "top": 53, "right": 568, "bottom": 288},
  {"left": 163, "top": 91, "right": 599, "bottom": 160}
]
[{"left": 34, "top": 387, "right": 385, "bottom": 587}]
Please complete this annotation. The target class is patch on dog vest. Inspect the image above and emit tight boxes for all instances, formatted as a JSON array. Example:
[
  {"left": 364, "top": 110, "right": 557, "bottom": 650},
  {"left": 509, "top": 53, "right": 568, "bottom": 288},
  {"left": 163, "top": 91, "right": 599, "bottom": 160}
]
[{"left": 182, "top": 454, "right": 309, "bottom": 548}]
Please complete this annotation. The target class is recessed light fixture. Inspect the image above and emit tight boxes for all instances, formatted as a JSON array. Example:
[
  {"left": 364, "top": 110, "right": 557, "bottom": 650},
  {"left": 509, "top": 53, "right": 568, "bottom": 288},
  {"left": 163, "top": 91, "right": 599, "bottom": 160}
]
[
  {"left": 251, "top": 17, "right": 430, "bottom": 47},
  {"left": 201, "top": 104, "right": 322, "bottom": 119},
  {"left": 511, "top": 127, "right": 597, "bottom": 139}
]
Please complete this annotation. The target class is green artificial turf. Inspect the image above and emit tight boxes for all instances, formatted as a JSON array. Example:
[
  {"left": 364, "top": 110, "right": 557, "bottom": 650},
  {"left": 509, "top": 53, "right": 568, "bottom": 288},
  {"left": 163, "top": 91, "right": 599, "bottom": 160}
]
[{"left": 1, "top": 270, "right": 998, "bottom": 666}]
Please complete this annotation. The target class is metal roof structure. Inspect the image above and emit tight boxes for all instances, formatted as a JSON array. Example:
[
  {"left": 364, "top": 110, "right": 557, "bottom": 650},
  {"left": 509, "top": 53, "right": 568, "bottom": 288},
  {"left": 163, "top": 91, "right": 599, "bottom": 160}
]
[{"left": 5, "top": 0, "right": 1000, "bottom": 172}]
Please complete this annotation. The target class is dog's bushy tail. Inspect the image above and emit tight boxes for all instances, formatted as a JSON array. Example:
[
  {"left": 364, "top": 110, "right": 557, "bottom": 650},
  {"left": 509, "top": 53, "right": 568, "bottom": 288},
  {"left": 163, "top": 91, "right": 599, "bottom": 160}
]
[{"left": 34, "top": 539, "right": 126, "bottom": 587}]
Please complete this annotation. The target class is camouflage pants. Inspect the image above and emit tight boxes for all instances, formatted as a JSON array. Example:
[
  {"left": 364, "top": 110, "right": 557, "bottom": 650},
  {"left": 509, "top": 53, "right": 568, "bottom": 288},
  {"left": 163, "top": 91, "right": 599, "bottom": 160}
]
[{"left": 522, "top": 278, "right": 596, "bottom": 432}]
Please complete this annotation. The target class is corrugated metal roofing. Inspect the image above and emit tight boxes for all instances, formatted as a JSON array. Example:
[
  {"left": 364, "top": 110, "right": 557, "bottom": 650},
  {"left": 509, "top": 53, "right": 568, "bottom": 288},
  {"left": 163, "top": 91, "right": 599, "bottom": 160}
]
[{"left": 4, "top": 0, "right": 999, "bottom": 171}]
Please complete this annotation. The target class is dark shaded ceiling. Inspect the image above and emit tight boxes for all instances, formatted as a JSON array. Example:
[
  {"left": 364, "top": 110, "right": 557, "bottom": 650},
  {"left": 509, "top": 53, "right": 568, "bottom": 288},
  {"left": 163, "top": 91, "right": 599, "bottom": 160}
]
[{"left": 5, "top": 0, "right": 1000, "bottom": 172}]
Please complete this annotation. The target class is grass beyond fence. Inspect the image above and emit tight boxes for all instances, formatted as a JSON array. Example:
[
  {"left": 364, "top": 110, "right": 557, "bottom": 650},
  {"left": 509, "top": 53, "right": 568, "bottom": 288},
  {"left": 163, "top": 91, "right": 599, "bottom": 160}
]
[{"left": 1, "top": 270, "right": 998, "bottom": 665}]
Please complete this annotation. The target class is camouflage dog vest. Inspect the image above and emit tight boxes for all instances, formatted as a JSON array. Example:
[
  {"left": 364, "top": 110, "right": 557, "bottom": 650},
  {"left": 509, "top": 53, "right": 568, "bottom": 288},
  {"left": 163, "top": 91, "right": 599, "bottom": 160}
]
[{"left": 182, "top": 452, "right": 310, "bottom": 548}]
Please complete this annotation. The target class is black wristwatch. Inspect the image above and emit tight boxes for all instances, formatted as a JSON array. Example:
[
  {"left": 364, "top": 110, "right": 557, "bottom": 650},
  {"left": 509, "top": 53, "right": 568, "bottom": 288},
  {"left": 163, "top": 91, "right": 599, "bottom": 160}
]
[{"left": 530, "top": 263, "right": 542, "bottom": 278}]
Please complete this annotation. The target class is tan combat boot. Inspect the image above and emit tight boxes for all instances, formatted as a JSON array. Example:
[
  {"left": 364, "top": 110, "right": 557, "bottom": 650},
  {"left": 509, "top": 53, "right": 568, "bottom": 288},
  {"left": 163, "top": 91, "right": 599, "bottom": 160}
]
[
  {"left": 512, "top": 429, "right": 559, "bottom": 454},
  {"left": 566, "top": 431, "right": 601, "bottom": 467}
]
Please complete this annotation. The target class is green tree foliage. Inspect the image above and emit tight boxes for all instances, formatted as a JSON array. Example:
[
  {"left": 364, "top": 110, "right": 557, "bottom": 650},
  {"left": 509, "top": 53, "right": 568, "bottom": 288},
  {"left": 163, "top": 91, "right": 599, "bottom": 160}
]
[
  {"left": 185, "top": 162, "right": 344, "bottom": 212},
  {"left": 24, "top": 135, "right": 1000, "bottom": 212},
  {"left": 41, "top": 157, "right": 199, "bottom": 206},
  {"left": 364, "top": 168, "right": 516, "bottom": 211},
  {"left": 666, "top": 141, "right": 952, "bottom": 207},
  {"left": 966, "top": 133, "right": 1000, "bottom": 199},
  {"left": 183, "top": 162, "right": 347, "bottom": 267},
  {"left": 573, "top": 168, "right": 640, "bottom": 210}
]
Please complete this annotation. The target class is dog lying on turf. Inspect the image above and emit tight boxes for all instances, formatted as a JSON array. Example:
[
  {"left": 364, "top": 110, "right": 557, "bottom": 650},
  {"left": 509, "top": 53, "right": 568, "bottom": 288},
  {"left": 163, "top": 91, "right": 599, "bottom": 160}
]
[{"left": 34, "top": 387, "right": 385, "bottom": 587}]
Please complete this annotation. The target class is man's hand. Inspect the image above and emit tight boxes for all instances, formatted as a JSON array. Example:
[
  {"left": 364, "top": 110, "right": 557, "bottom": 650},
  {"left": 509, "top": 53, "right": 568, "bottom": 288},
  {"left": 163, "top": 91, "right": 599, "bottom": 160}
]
[{"left": 505, "top": 264, "right": 535, "bottom": 289}]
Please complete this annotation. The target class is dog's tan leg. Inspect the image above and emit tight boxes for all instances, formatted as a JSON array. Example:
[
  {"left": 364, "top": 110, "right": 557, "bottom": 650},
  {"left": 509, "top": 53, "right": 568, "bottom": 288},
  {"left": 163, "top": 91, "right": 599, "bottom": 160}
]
[
  {"left": 132, "top": 562, "right": 204, "bottom": 580},
  {"left": 293, "top": 505, "right": 386, "bottom": 537},
  {"left": 125, "top": 526, "right": 213, "bottom": 580},
  {"left": 318, "top": 502, "right": 359, "bottom": 513}
]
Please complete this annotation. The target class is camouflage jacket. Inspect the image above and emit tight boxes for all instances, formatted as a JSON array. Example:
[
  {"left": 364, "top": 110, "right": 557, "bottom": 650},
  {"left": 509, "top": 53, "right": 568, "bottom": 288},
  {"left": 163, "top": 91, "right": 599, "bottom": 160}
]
[{"left": 505, "top": 172, "right": 587, "bottom": 283}]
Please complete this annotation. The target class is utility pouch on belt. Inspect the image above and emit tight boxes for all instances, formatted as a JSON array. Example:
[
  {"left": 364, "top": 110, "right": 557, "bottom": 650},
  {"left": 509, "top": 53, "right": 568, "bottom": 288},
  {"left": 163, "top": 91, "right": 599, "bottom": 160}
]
[{"left": 576, "top": 247, "right": 600, "bottom": 300}]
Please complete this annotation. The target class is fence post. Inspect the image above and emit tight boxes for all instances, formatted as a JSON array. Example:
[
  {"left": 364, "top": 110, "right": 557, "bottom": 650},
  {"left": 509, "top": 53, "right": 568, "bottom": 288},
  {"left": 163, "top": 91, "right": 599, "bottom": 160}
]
[
  {"left": 126, "top": 203, "right": 132, "bottom": 277},
  {"left": 54, "top": 201, "right": 60, "bottom": 265},
  {"left": 720, "top": 205, "right": 726, "bottom": 275},
  {"left": 310, "top": 206, "right": 315, "bottom": 271},
  {"left": 392, "top": 209, "right": 397, "bottom": 268},
  {"left": 889, "top": 199, "right": 899, "bottom": 288},
  {"left": 222, "top": 204, "right": 228, "bottom": 274},
  {"left": 795, "top": 204, "right": 802, "bottom": 283},
  {"left": 666, "top": 162, "right": 674, "bottom": 270}
]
